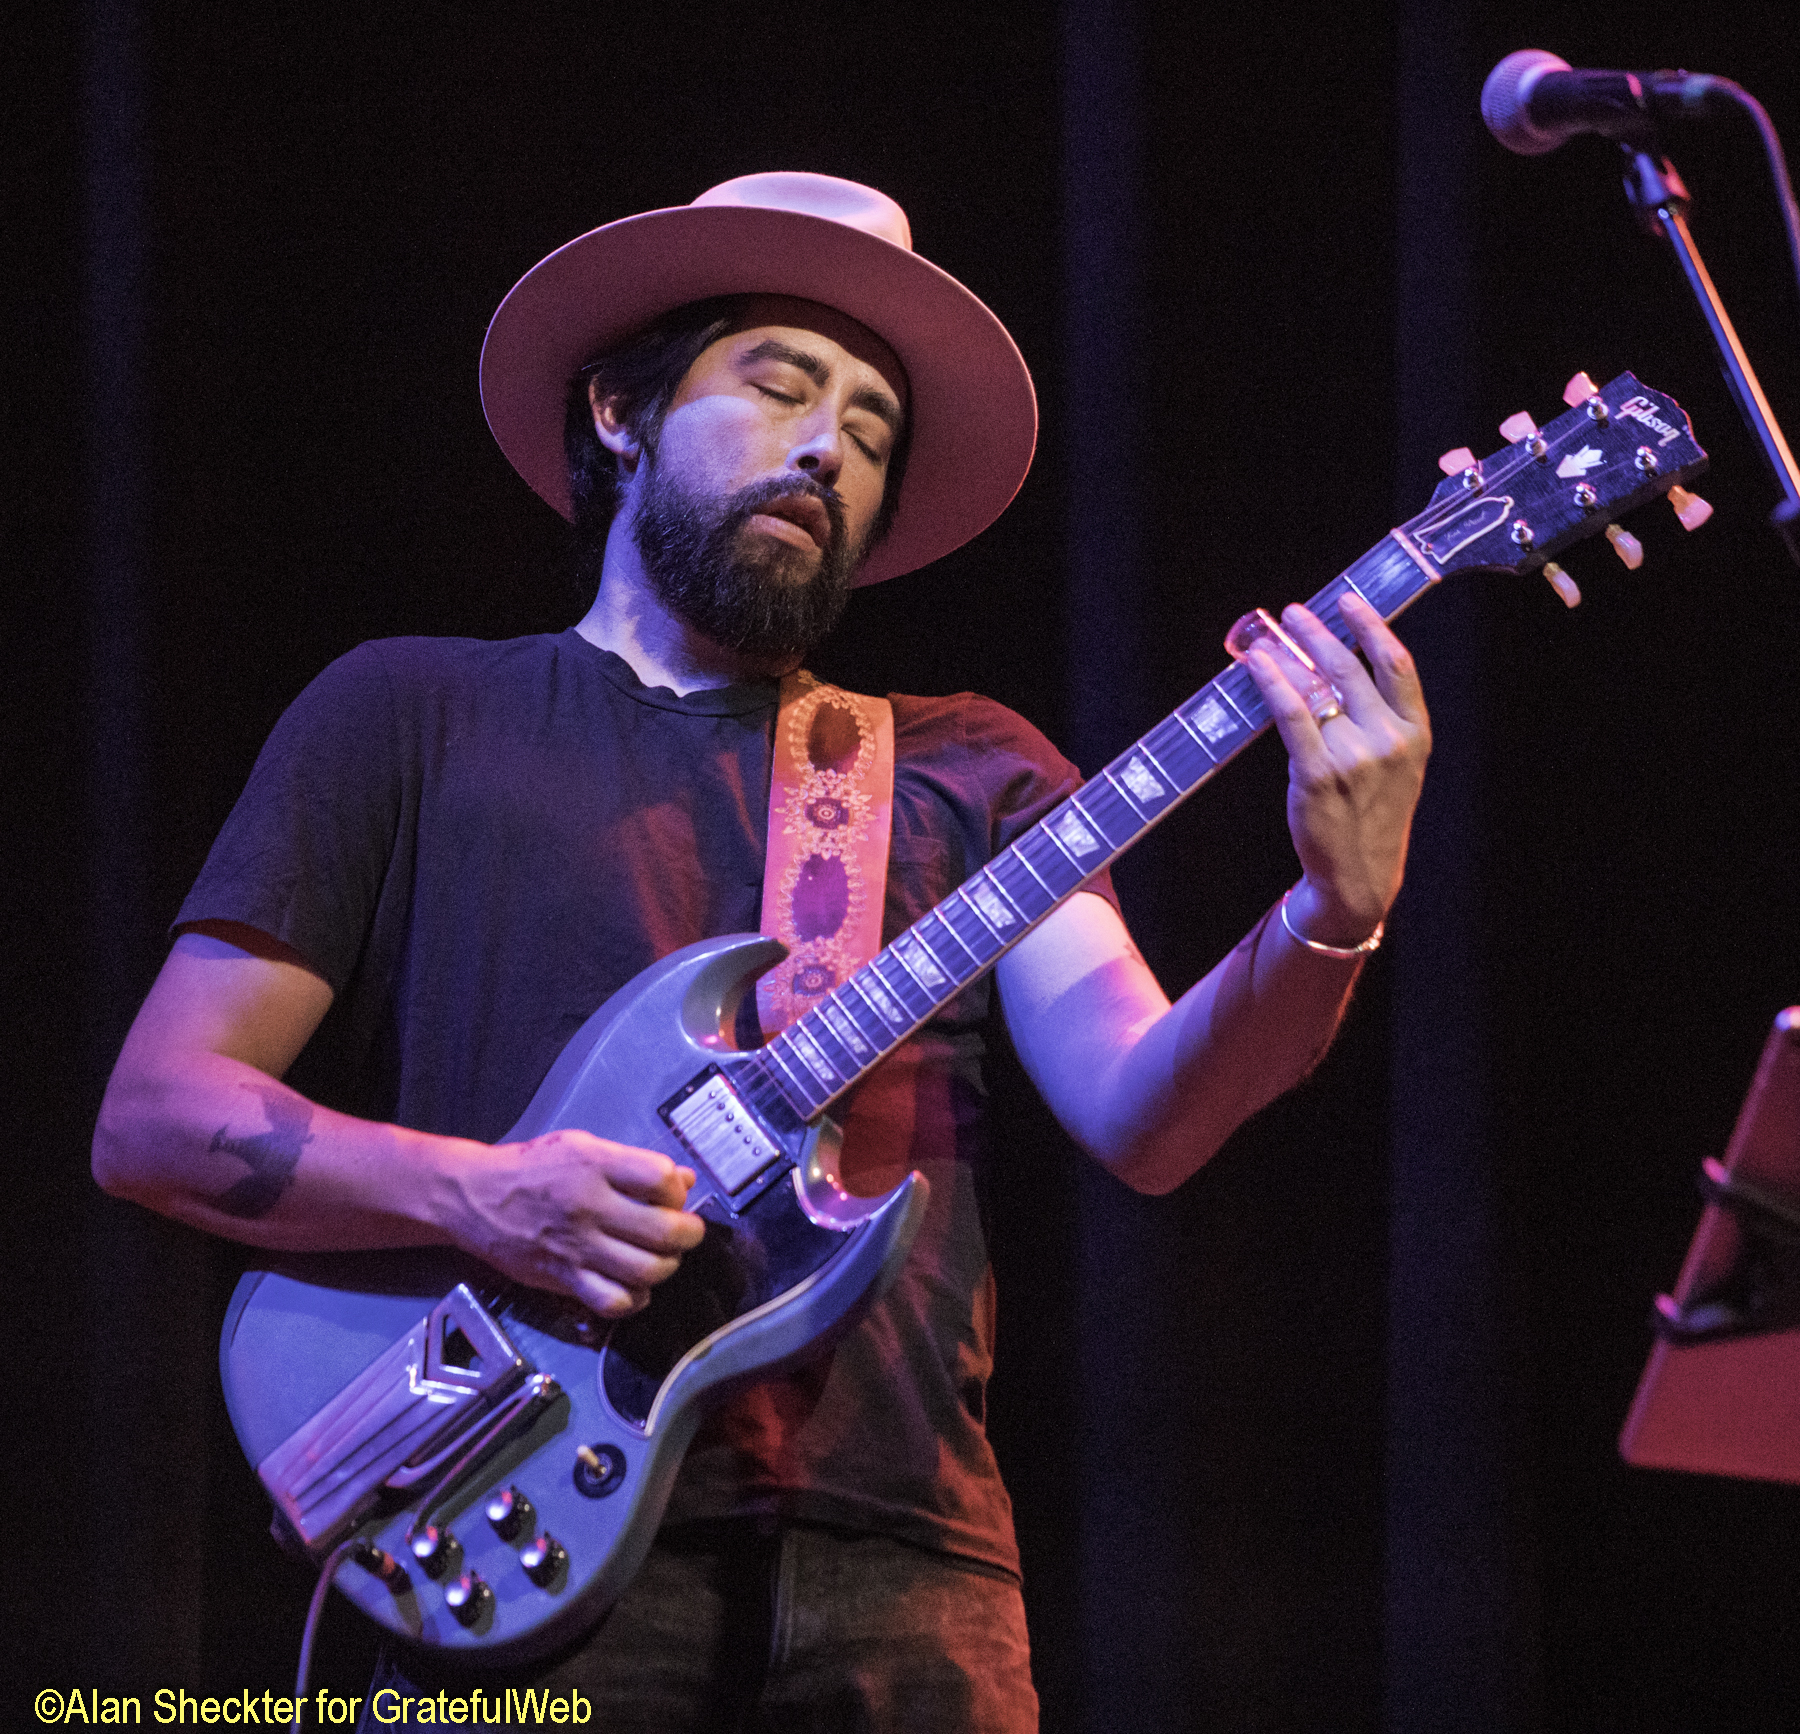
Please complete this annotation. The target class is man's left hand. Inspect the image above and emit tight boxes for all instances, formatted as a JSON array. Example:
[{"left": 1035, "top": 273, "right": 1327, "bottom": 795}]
[{"left": 1242, "top": 591, "right": 1430, "bottom": 947}]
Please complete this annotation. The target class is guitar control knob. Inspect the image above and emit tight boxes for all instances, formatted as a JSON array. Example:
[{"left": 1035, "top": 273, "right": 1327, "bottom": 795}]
[
  {"left": 485, "top": 1487, "right": 534, "bottom": 1542},
  {"left": 520, "top": 1533, "right": 568, "bottom": 1587},
  {"left": 409, "top": 1526, "right": 459, "bottom": 1580},
  {"left": 1668, "top": 486, "right": 1713, "bottom": 530},
  {"left": 1604, "top": 523, "right": 1645, "bottom": 570},
  {"left": 444, "top": 1571, "right": 492, "bottom": 1627}
]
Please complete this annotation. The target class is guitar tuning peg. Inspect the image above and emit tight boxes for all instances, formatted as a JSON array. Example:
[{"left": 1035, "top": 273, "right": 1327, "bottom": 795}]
[
  {"left": 1668, "top": 485, "right": 1714, "bottom": 530},
  {"left": 1499, "top": 411, "right": 1539, "bottom": 442},
  {"left": 1604, "top": 523, "right": 1645, "bottom": 570},
  {"left": 1563, "top": 371, "right": 1600, "bottom": 408},
  {"left": 1541, "top": 562, "right": 1581, "bottom": 608},
  {"left": 1437, "top": 446, "right": 1478, "bottom": 477}
]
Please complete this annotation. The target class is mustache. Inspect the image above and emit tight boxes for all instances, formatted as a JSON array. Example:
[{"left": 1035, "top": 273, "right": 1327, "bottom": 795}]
[{"left": 722, "top": 474, "right": 847, "bottom": 553}]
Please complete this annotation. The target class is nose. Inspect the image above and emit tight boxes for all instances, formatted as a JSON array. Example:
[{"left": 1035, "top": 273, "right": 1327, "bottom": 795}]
[{"left": 787, "top": 410, "right": 842, "bottom": 488}]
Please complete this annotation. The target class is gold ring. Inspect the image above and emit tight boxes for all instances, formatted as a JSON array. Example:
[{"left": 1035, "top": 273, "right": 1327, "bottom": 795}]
[{"left": 1312, "top": 700, "right": 1343, "bottom": 723}]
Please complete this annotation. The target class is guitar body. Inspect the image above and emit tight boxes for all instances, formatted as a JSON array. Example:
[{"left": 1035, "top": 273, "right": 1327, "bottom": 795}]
[{"left": 220, "top": 932, "right": 927, "bottom": 1665}]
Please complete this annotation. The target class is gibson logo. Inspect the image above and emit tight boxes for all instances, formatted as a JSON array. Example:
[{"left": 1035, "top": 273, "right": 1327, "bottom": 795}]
[{"left": 1617, "top": 395, "right": 1685, "bottom": 447}]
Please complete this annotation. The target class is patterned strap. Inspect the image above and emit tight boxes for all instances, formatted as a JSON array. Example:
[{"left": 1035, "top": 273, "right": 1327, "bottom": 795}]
[{"left": 756, "top": 671, "right": 896, "bottom": 1037}]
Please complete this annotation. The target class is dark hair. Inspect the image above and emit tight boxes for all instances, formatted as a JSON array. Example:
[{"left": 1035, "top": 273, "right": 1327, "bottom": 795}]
[{"left": 563, "top": 295, "right": 912, "bottom": 558}]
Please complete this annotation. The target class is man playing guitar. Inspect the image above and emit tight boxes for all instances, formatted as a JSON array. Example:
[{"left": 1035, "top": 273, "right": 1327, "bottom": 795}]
[{"left": 93, "top": 173, "right": 1429, "bottom": 1731}]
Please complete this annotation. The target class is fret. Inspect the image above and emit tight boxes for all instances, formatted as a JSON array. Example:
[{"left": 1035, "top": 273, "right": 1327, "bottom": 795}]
[
  {"left": 870, "top": 948, "right": 934, "bottom": 1020},
  {"left": 739, "top": 1051, "right": 808, "bottom": 1122},
  {"left": 913, "top": 911, "right": 975, "bottom": 981},
  {"left": 1014, "top": 824, "right": 1086, "bottom": 897},
  {"left": 1178, "top": 684, "right": 1249, "bottom": 756},
  {"left": 1336, "top": 568, "right": 1375, "bottom": 615},
  {"left": 818, "top": 996, "right": 876, "bottom": 1063},
  {"left": 938, "top": 890, "right": 1007, "bottom": 964},
  {"left": 988, "top": 850, "right": 1055, "bottom": 922},
  {"left": 799, "top": 1009, "right": 859, "bottom": 1077},
  {"left": 788, "top": 1023, "right": 846, "bottom": 1090},
  {"left": 848, "top": 970, "right": 910, "bottom": 1034},
  {"left": 833, "top": 981, "right": 894, "bottom": 1048},
  {"left": 763, "top": 1039, "right": 827, "bottom": 1114},
  {"left": 1349, "top": 539, "right": 1431, "bottom": 618},
  {"left": 1215, "top": 662, "right": 1269, "bottom": 731},
  {"left": 1074, "top": 778, "right": 1139, "bottom": 848},
  {"left": 967, "top": 868, "right": 1024, "bottom": 935},
  {"left": 1303, "top": 574, "right": 1356, "bottom": 642},
  {"left": 882, "top": 943, "right": 950, "bottom": 1008},
  {"left": 1102, "top": 753, "right": 1175, "bottom": 823},
  {"left": 1141, "top": 715, "right": 1215, "bottom": 789},
  {"left": 1042, "top": 804, "right": 1107, "bottom": 873}
]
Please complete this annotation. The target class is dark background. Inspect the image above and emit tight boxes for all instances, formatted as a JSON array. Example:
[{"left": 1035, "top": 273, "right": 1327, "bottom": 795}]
[{"left": 9, "top": 2, "right": 1800, "bottom": 1728}]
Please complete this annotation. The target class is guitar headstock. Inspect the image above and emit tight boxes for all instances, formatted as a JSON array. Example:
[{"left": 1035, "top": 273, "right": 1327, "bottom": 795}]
[{"left": 1401, "top": 372, "right": 1708, "bottom": 603}]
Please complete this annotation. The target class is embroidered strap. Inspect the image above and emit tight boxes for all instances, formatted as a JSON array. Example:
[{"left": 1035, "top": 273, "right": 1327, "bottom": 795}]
[{"left": 757, "top": 671, "right": 896, "bottom": 1036}]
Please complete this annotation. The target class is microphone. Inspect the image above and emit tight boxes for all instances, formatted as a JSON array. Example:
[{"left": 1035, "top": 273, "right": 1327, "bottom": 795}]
[{"left": 1482, "top": 50, "right": 1732, "bottom": 156}]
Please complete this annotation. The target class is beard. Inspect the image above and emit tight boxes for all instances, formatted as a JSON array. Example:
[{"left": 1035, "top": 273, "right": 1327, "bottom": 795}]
[{"left": 630, "top": 464, "right": 858, "bottom": 663}]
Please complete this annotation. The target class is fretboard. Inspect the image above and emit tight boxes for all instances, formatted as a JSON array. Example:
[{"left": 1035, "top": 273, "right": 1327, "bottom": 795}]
[{"left": 733, "top": 530, "right": 1438, "bottom": 1127}]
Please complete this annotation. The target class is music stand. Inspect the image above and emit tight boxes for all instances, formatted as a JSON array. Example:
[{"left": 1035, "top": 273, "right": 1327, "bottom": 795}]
[{"left": 1621, "top": 1007, "right": 1800, "bottom": 1485}]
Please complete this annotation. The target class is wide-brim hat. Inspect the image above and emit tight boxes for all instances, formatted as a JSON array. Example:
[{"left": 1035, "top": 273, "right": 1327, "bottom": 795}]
[{"left": 479, "top": 172, "right": 1037, "bottom": 587}]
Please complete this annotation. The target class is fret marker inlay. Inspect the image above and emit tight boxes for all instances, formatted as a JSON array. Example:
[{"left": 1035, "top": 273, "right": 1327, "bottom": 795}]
[
  {"left": 1050, "top": 809, "right": 1101, "bottom": 857},
  {"left": 969, "top": 879, "right": 1016, "bottom": 930},
  {"left": 893, "top": 933, "right": 947, "bottom": 989},
  {"left": 1121, "top": 756, "right": 1165, "bottom": 802},
  {"left": 1191, "top": 695, "right": 1234, "bottom": 743}
]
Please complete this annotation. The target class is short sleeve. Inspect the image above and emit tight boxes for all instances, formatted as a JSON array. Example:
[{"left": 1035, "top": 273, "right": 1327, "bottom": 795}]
[{"left": 173, "top": 643, "right": 404, "bottom": 992}]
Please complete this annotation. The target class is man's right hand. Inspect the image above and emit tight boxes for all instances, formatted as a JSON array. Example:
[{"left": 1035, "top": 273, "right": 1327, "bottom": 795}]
[
  {"left": 444, "top": 1131, "right": 705, "bottom": 1317},
  {"left": 94, "top": 926, "right": 704, "bottom": 1317}
]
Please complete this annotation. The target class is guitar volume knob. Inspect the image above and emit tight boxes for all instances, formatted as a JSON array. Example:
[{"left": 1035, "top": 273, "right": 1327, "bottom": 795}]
[
  {"left": 485, "top": 1486, "right": 534, "bottom": 1541},
  {"left": 444, "top": 1571, "right": 492, "bottom": 1627},
  {"left": 409, "top": 1525, "right": 459, "bottom": 1580},
  {"left": 520, "top": 1533, "right": 568, "bottom": 1586}
]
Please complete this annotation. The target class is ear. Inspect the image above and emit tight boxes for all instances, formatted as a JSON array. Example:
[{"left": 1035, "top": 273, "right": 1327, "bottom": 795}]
[{"left": 589, "top": 378, "right": 642, "bottom": 473}]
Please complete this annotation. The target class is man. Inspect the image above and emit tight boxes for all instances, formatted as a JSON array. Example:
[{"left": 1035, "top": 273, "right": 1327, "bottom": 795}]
[{"left": 93, "top": 173, "right": 1428, "bottom": 1730}]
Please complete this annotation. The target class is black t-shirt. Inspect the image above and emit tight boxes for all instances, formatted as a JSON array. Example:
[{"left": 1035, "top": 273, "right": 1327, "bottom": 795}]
[{"left": 179, "top": 628, "right": 1112, "bottom": 1573}]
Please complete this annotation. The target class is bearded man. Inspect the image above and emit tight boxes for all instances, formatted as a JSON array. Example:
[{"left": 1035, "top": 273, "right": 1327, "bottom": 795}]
[{"left": 93, "top": 174, "right": 1430, "bottom": 1732}]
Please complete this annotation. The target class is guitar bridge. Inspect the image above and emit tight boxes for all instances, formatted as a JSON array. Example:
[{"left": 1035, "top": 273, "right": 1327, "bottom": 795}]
[{"left": 257, "top": 1284, "right": 534, "bottom": 1556}]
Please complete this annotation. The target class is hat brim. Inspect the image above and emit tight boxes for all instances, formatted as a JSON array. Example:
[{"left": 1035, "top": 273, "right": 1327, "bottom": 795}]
[{"left": 479, "top": 204, "right": 1037, "bottom": 587}]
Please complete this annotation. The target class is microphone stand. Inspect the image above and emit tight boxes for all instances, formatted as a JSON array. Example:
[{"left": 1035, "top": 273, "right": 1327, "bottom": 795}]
[{"left": 1622, "top": 149, "right": 1800, "bottom": 568}]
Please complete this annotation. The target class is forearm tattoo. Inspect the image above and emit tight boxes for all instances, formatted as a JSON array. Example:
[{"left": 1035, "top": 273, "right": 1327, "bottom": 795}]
[{"left": 206, "top": 1084, "right": 314, "bottom": 1219}]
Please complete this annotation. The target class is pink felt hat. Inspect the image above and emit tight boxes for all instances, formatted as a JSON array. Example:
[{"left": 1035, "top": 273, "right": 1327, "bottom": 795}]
[{"left": 479, "top": 172, "right": 1038, "bottom": 587}]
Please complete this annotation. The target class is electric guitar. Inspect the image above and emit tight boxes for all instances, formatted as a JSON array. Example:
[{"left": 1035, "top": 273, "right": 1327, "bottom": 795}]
[{"left": 221, "top": 370, "right": 1707, "bottom": 1662}]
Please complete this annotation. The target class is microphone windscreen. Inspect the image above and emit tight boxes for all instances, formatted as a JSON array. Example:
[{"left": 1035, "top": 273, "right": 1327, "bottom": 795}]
[{"left": 1481, "top": 48, "right": 1572, "bottom": 155}]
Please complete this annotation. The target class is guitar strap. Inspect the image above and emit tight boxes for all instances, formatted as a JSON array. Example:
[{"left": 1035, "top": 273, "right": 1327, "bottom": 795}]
[{"left": 756, "top": 670, "right": 895, "bottom": 1037}]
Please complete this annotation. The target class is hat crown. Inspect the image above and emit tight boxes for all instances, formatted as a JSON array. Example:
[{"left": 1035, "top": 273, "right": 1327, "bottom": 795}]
[{"left": 690, "top": 173, "right": 913, "bottom": 254}]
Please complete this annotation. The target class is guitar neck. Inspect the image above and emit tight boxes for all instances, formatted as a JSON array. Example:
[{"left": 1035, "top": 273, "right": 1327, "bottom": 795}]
[{"left": 735, "top": 531, "right": 1438, "bottom": 1126}]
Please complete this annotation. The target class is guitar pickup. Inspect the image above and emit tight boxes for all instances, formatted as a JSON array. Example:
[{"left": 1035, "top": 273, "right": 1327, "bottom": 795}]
[
  {"left": 257, "top": 1284, "right": 530, "bottom": 1556},
  {"left": 661, "top": 1068, "right": 786, "bottom": 1201}
]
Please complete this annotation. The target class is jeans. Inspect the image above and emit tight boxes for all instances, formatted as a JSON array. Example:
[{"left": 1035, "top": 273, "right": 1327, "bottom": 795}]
[{"left": 358, "top": 1519, "right": 1039, "bottom": 1733}]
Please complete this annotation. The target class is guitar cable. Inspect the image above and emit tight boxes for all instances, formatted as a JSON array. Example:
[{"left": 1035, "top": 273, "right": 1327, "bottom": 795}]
[{"left": 291, "top": 1537, "right": 363, "bottom": 1732}]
